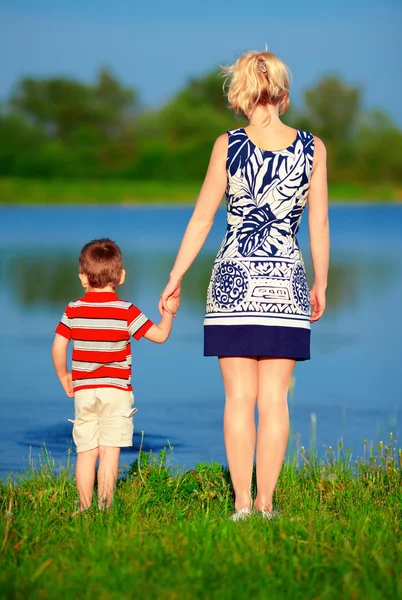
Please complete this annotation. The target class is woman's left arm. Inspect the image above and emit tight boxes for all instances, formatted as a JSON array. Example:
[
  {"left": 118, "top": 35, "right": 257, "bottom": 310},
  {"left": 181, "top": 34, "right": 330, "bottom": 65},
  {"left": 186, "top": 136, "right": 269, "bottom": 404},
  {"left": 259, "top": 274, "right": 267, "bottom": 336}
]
[
  {"left": 308, "top": 136, "right": 330, "bottom": 322},
  {"left": 159, "top": 133, "right": 228, "bottom": 314}
]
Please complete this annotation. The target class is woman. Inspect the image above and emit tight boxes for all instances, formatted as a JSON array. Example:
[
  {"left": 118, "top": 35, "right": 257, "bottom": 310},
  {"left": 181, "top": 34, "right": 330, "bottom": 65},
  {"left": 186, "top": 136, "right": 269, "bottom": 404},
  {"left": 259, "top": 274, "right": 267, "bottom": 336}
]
[{"left": 159, "top": 50, "right": 329, "bottom": 520}]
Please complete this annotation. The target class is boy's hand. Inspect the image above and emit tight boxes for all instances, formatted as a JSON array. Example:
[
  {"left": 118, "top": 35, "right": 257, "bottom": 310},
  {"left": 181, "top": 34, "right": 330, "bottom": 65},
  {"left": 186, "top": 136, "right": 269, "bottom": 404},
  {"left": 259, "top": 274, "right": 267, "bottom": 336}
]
[
  {"left": 159, "top": 277, "right": 181, "bottom": 316},
  {"left": 60, "top": 373, "right": 74, "bottom": 398},
  {"left": 166, "top": 297, "right": 179, "bottom": 315}
]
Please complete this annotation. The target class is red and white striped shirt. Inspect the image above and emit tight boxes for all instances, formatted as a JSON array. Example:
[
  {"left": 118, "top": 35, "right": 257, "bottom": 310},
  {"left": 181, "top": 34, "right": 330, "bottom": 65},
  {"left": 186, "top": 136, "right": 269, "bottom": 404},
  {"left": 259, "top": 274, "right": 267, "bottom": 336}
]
[{"left": 55, "top": 292, "right": 153, "bottom": 392}]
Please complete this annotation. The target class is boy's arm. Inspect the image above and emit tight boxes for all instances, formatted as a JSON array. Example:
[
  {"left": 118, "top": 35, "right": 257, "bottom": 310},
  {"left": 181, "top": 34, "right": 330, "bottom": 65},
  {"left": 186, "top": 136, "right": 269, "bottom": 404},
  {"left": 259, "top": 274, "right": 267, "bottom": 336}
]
[
  {"left": 144, "top": 311, "right": 174, "bottom": 344},
  {"left": 128, "top": 298, "right": 178, "bottom": 345},
  {"left": 52, "top": 334, "right": 74, "bottom": 397},
  {"left": 143, "top": 298, "right": 178, "bottom": 344}
]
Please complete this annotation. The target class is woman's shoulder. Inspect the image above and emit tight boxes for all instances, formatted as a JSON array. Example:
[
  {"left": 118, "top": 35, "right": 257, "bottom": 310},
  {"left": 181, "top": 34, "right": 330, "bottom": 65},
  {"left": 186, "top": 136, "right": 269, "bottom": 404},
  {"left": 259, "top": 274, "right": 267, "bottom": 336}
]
[
  {"left": 209, "top": 133, "right": 230, "bottom": 161},
  {"left": 212, "top": 132, "right": 230, "bottom": 150},
  {"left": 297, "top": 131, "right": 327, "bottom": 163},
  {"left": 298, "top": 131, "right": 326, "bottom": 169},
  {"left": 227, "top": 127, "right": 246, "bottom": 136},
  {"left": 210, "top": 129, "right": 245, "bottom": 166},
  {"left": 223, "top": 128, "right": 248, "bottom": 148},
  {"left": 298, "top": 129, "right": 326, "bottom": 150},
  {"left": 212, "top": 128, "right": 246, "bottom": 149}
]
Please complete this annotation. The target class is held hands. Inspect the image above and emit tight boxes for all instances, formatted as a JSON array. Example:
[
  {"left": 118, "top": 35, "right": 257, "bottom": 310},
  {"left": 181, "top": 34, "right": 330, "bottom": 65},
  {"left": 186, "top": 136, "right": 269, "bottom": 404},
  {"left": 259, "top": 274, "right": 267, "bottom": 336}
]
[
  {"left": 166, "top": 296, "right": 179, "bottom": 315},
  {"left": 59, "top": 373, "right": 74, "bottom": 398},
  {"left": 159, "top": 277, "right": 182, "bottom": 316},
  {"left": 310, "top": 283, "right": 326, "bottom": 322}
]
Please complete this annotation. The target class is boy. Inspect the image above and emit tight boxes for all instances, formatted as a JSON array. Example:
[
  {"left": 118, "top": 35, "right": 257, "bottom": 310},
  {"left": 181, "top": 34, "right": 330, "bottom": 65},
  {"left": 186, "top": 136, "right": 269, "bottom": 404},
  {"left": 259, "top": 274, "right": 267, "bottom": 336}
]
[{"left": 52, "top": 238, "right": 177, "bottom": 511}]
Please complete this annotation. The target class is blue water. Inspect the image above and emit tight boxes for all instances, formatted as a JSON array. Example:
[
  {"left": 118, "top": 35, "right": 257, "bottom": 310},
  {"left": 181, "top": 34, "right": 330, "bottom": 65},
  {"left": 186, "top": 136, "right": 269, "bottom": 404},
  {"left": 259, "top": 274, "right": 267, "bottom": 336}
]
[{"left": 0, "top": 204, "right": 401, "bottom": 477}]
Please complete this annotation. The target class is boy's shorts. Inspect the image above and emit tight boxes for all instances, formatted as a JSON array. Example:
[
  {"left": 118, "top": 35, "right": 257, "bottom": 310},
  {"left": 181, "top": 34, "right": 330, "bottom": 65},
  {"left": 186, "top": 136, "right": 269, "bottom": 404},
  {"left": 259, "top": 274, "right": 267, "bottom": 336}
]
[{"left": 70, "top": 388, "right": 137, "bottom": 453}]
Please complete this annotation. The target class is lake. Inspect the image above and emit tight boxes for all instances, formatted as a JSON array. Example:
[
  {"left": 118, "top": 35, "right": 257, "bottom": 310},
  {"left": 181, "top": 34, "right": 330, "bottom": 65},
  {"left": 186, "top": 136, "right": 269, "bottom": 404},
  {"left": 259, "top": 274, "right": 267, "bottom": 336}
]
[{"left": 0, "top": 204, "right": 401, "bottom": 477}]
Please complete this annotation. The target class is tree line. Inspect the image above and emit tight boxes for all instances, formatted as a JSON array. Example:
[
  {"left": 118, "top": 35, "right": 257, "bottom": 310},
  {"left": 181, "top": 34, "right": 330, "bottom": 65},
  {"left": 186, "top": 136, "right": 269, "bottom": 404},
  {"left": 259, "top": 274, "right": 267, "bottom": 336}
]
[{"left": 1, "top": 68, "right": 401, "bottom": 184}]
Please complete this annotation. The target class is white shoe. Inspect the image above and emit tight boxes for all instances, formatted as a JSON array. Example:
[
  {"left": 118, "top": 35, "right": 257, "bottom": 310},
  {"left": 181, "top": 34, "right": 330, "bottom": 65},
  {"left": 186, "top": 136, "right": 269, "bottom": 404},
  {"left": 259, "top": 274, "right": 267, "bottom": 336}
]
[
  {"left": 259, "top": 509, "right": 280, "bottom": 520},
  {"left": 231, "top": 507, "right": 252, "bottom": 522}
]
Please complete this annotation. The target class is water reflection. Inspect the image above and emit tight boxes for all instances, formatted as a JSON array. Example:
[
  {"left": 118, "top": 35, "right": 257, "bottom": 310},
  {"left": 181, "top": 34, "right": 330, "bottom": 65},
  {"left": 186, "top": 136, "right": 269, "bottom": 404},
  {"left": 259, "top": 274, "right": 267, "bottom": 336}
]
[
  {"left": 4, "top": 253, "right": 137, "bottom": 308},
  {"left": 3, "top": 249, "right": 398, "bottom": 315},
  {"left": 8, "top": 254, "right": 80, "bottom": 308}
]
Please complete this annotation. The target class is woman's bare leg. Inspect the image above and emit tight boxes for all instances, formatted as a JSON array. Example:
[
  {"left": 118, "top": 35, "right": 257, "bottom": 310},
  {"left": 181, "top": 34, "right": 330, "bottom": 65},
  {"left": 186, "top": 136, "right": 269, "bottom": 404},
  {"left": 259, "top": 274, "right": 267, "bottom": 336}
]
[
  {"left": 97, "top": 446, "right": 120, "bottom": 509},
  {"left": 76, "top": 447, "right": 99, "bottom": 511},
  {"left": 219, "top": 357, "right": 258, "bottom": 511},
  {"left": 254, "top": 358, "right": 295, "bottom": 513}
]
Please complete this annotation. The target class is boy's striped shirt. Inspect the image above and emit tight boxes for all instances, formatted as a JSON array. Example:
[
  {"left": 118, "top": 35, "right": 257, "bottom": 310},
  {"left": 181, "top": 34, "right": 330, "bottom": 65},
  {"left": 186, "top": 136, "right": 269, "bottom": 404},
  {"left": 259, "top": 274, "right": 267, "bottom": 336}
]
[{"left": 55, "top": 292, "right": 153, "bottom": 391}]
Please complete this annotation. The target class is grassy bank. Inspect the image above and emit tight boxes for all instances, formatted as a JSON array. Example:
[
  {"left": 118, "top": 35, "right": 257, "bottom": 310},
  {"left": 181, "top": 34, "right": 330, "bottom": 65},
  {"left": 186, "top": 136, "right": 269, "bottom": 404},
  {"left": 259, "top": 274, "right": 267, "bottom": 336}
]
[
  {"left": 1, "top": 441, "right": 401, "bottom": 600},
  {"left": 0, "top": 177, "right": 401, "bottom": 205}
]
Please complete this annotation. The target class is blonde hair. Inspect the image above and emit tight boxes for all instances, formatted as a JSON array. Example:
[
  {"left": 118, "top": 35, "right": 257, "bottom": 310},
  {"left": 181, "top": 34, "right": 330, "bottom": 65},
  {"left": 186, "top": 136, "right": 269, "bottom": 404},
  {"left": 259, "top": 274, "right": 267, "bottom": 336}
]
[{"left": 222, "top": 50, "right": 291, "bottom": 119}]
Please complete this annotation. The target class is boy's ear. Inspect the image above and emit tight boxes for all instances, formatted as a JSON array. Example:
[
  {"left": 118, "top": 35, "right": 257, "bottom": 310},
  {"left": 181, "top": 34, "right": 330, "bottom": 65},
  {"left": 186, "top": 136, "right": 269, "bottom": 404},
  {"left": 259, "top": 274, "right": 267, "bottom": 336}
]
[
  {"left": 119, "top": 269, "right": 126, "bottom": 285},
  {"left": 79, "top": 273, "right": 88, "bottom": 288}
]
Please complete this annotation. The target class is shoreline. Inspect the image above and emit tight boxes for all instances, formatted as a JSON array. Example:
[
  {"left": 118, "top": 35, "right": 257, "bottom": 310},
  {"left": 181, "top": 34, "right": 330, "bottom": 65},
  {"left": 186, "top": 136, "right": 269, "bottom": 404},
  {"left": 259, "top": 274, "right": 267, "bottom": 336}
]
[
  {"left": 0, "top": 200, "right": 401, "bottom": 209},
  {"left": 0, "top": 177, "right": 400, "bottom": 206},
  {"left": 2, "top": 436, "right": 399, "bottom": 482}
]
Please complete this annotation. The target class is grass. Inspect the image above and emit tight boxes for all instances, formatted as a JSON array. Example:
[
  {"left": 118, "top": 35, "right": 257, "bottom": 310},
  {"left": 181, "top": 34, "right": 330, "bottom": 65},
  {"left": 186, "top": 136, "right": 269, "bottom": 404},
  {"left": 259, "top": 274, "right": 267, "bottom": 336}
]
[
  {"left": 0, "top": 178, "right": 201, "bottom": 205},
  {"left": 0, "top": 177, "right": 401, "bottom": 205},
  {"left": 0, "top": 438, "right": 401, "bottom": 600}
]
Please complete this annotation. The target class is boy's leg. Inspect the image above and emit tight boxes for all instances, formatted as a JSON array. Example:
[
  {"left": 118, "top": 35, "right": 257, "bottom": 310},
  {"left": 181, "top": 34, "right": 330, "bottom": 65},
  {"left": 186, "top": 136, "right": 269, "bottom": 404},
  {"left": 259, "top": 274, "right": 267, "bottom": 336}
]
[
  {"left": 76, "top": 447, "right": 99, "bottom": 511},
  {"left": 97, "top": 388, "right": 136, "bottom": 509},
  {"left": 73, "top": 389, "right": 100, "bottom": 511},
  {"left": 98, "top": 446, "right": 120, "bottom": 509}
]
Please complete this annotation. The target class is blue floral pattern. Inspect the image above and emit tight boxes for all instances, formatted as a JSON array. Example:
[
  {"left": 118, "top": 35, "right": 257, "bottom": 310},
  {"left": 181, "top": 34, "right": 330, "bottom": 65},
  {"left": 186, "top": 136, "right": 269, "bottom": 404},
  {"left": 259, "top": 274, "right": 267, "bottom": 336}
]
[
  {"left": 211, "top": 260, "right": 250, "bottom": 310},
  {"left": 291, "top": 262, "right": 311, "bottom": 315},
  {"left": 205, "top": 128, "right": 314, "bottom": 329}
]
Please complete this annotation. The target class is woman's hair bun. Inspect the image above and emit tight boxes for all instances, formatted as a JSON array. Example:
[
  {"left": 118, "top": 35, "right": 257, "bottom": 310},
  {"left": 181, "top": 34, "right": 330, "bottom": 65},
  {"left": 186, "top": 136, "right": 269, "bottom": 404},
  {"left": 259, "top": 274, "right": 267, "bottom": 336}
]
[{"left": 222, "top": 49, "right": 291, "bottom": 118}]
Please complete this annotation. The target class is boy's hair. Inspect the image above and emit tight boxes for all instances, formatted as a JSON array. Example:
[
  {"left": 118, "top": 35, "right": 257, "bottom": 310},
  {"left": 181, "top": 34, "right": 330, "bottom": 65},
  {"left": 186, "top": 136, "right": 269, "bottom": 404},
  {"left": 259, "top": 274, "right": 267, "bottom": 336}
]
[{"left": 79, "top": 238, "right": 123, "bottom": 288}]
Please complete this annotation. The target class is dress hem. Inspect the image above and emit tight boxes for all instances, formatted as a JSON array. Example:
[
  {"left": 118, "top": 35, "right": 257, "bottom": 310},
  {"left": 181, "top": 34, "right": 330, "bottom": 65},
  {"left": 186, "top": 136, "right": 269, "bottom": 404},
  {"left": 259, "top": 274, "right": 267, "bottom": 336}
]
[{"left": 204, "top": 324, "right": 311, "bottom": 361}]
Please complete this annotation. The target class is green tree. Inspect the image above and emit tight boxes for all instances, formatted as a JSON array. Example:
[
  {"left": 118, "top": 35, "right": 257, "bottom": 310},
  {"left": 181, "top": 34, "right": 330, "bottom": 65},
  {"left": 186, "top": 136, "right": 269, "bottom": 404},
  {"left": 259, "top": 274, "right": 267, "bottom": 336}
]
[
  {"left": 176, "top": 69, "right": 230, "bottom": 114},
  {"left": 354, "top": 109, "right": 402, "bottom": 183},
  {"left": 132, "top": 70, "right": 241, "bottom": 180},
  {"left": 1, "top": 68, "right": 402, "bottom": 186},
  {"left": 11, "top": 68, "right": 135, "bottom": 141},
  {"left": 302, "top": 75, "right": 361, "bottom": 143},
  {"left": 295, "top": 76, "right": 362, "bottom": 182},
  {"left": 0, "top": 113, "right": 47, "bottom": 175},
  {"left": 6, "top": 69, "right": 138, "bottom": 177}
]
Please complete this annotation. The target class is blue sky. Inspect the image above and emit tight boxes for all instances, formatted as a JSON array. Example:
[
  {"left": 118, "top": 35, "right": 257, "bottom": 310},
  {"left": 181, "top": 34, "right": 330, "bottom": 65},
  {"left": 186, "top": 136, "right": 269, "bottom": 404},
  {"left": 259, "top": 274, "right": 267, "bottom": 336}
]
[{"left": 1, "top": 0, "right": 401, "bottom": 123}]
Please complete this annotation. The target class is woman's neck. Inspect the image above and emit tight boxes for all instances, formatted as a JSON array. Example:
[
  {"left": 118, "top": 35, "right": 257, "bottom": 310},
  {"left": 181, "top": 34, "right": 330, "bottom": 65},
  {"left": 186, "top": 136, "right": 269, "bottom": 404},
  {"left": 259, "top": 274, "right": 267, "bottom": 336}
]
[{"left": 248, "top": 104, "right": 281, "bottom": 128}]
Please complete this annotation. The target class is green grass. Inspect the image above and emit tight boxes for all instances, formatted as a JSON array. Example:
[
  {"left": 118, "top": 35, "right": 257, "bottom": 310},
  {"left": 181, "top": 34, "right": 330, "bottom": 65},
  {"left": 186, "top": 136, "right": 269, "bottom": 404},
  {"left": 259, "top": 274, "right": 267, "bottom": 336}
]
[
  {"left": 0, "top": 178, "right": 201, "bottom": 205},
  {"left": 1, "top": 439, "right": 401, "bottom": 600},
  {"left": 0, "top": 177, "right": 401, "bottom": 205}
]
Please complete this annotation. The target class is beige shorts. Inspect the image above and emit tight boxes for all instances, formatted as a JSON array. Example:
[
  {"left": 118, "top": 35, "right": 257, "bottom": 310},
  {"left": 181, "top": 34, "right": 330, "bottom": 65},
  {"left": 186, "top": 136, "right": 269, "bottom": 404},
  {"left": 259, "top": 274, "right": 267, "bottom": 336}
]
[{"left": 70, "top": 388, "right": 137, "bottom": 453}]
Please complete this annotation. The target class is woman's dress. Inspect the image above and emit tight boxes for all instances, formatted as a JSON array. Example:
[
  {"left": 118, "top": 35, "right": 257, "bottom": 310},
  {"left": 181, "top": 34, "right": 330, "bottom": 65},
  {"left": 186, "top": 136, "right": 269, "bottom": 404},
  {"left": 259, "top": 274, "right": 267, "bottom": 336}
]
[{"left": 204, "top": 127, "right": 314, "bottom": 360}]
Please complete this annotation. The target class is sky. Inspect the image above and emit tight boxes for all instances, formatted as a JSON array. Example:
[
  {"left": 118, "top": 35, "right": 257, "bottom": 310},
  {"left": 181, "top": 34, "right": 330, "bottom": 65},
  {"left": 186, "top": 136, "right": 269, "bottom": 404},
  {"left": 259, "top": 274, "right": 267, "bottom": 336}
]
[{"left": 1, "top": 0, "right": 401, "bottom": 123}]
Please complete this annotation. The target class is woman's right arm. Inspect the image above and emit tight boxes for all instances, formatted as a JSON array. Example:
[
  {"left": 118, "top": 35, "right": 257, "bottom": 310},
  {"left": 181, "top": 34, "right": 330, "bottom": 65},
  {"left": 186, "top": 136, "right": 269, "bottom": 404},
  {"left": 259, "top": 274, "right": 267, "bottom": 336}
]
[
  {"left": 308, "top": 136, "right": 329, "bottom": 322},
  {"left": 159, "top": 133, "right": 228, "bottom": 314}
]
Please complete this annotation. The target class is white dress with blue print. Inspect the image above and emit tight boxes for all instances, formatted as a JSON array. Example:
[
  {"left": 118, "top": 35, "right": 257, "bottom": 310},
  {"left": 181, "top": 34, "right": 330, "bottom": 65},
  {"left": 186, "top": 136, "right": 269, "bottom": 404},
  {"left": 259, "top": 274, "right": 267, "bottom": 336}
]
[{"left": 204, "top": 127, "right": 314, "bottom": 360}]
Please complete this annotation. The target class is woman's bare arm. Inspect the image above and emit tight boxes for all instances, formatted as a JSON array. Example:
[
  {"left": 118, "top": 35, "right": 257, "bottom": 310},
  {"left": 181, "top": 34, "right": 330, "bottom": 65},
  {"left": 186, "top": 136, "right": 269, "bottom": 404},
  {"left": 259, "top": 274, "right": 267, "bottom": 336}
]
[
  {"left": 308, "top": 136, "right": 330, "bottom": 322},
  {"left": 159, "top": 133, "right": 228, "bottom": 314}
]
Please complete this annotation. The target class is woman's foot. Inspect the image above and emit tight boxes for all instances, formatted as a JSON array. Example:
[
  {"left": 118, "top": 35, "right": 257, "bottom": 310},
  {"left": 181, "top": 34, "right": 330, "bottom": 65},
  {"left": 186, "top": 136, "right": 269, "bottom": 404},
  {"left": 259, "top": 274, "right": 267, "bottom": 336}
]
[
  {"left": 231, "top": 507, "right": 252, "bottom": 522},
  {"left": 258, "top": 509, "right": 280, "bottom": 520},
  {"left": 254, "top": 499, "right": 280, "bottom": 520}
]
